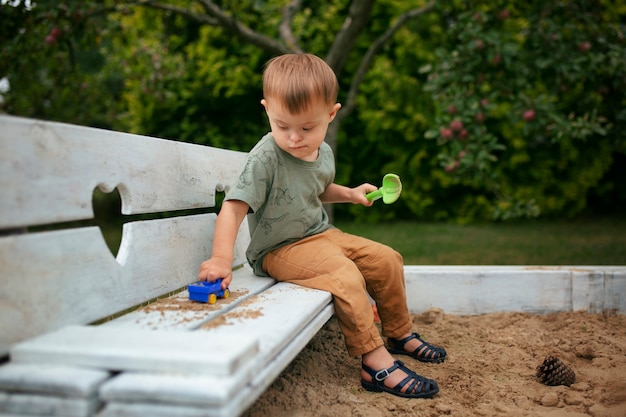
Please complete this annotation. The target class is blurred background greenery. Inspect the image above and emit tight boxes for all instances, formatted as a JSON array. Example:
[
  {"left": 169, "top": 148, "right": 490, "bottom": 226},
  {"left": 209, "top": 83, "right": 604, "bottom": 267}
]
[
  {"left": 1, "top": 0, "right": 625, "bottom": 231},
  {"left": 336, "top": 217, "right": 626, "bottom": 265},
  {"left": 91, "top": 214, "right": 626, "bottom": 264}
]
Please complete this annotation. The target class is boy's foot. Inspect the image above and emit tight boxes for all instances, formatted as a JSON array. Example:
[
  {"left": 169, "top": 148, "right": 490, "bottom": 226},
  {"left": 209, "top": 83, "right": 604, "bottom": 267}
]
[
  {"left": 387, "top": 332, "right": 447, "bottom": 363},
  {"left": 360, "top": 346, "right": 439, "bottom": 399},
  {"left": 361, "top": 359, "right": 439, "bottom": 399}
]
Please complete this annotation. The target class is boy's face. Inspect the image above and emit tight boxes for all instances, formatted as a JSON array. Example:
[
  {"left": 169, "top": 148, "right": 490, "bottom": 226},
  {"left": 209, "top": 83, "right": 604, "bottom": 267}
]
[{"left": 261, "top": 98, "right": 341, "bottom": 162}]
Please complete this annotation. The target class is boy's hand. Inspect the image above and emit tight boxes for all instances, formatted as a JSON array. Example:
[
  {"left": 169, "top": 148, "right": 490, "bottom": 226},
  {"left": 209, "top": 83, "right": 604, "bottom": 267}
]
[
  {"left": 198, "top": 257, "right": 233, "bottom": 289},
  {"left": 354, "top": 183, "right": 377, "bottom": 207},
  {"left": 319, "top": 183, "right": 377, "bottom": 206}
]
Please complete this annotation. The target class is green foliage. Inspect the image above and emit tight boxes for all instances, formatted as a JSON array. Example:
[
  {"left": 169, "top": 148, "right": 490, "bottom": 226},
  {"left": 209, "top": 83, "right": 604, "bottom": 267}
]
[
  {"left": 0, "top": 1, "right": 124, "bottom": 127},
  {"left": 99, "top": 5, "right": 270, "bottom": 149},
  {"left": 419, "top": 0, "right": 626, "bottom": 220},
  {"left": 2, "top": 0, "right": 624, "bottom": 222}
]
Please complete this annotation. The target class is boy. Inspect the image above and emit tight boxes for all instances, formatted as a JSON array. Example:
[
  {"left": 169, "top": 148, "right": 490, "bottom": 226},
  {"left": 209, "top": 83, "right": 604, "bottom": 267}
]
[{"left": 198, "top": 53, "right": 446, "bottom": 399}]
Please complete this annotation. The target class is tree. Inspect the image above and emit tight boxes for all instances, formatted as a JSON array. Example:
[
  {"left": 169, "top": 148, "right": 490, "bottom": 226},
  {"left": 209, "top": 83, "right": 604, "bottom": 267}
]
[
  {"left": 420, "top": 0, "right": 626, "bottom": 220},
  {"left": 122, "top": 0, "right": 436, "bottom": 154},
  {"left": 2, "top": 0, "right": 624, "bottom": 222}
]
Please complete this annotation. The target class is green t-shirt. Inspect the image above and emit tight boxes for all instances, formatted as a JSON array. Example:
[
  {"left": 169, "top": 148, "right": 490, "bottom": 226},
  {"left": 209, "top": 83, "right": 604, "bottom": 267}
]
[{"left": 226, "top": 133, "right": 335, "bottom": 276}]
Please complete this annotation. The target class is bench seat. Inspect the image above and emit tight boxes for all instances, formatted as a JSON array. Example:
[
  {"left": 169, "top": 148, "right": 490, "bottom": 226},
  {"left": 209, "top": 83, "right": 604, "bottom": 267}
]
[{"left": 0, "top": 267, "right": 333, "bottom": 417}]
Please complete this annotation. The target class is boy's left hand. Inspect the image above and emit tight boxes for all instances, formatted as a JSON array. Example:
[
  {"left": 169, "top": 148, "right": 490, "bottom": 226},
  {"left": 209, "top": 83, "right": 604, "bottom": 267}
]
[{"left": 354, "top": 183, "right": 377, "bottom": 207}]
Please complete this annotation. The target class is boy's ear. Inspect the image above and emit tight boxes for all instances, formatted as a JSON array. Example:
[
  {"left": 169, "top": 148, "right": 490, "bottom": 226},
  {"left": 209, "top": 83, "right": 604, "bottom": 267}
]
[
  {"left": 329, "top": 102, "right": 342, "bottom": 122},
  {"left": 260, "top": 98, "right": 268, "bottom": 111}
]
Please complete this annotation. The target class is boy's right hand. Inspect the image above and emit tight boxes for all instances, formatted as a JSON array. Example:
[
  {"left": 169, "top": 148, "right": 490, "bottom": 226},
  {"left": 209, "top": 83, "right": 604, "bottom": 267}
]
[{"left": 198, "top": 257, "right": 233, "bottom": 289}]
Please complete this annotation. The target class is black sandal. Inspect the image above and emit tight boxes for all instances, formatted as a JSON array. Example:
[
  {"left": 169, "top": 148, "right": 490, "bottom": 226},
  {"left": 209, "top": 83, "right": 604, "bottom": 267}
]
[
  {"left": 361, "top": 360, "right": 439, "bottom": 399},
  {"left": 388, "top": 333, "right": 447, "bottom": 363}
]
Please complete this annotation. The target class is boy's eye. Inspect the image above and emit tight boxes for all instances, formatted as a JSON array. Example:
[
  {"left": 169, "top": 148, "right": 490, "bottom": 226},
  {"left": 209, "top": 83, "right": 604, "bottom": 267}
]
[{"left": 302, "top": 127, "right": 312, "bottom": 131}]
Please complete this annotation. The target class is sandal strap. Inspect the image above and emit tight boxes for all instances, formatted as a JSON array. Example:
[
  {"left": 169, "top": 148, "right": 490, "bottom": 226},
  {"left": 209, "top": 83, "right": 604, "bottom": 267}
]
[
  {"left": 389, "top": 332, "right": 446, "bottom": 360},
  {"left": 361, "top": 360, "right": 439, "bottom": 398},
  {"left": 395, "top": 361, "right": 438, "bottom": 395},
  {"left": 390, "top": 332, "right": 422, "bottom": 346},
  {"left": 362, "top": 360, "right": 403, "bottom": 382},
  {"left": 389, "top": 361, "right": 432, "bottom": 394}
]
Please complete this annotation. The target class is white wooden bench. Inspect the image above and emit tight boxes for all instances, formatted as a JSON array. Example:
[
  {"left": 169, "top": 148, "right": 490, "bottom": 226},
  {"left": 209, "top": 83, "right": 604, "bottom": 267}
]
[
  {"left": 0, "top": 115, "right": 334, "bottom": 417},
  {"left": 2, "top": 115, "right": 625, "bottom": 417}
]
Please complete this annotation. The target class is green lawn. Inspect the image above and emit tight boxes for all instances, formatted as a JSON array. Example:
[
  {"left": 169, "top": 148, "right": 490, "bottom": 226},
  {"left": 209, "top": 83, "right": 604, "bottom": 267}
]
[
  {"left": 96, "top": 215, "right": 626, "bottom": 265},
  {"left": 334, "top": 217, "right": 626, "bottom": 265}
]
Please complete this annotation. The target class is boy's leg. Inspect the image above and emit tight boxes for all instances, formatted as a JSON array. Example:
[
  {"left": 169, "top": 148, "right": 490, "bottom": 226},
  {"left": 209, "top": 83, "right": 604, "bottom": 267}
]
[
  {"left": 328, "top": 228, "right": 414, "bottom": 340},
  {"left": 263, "top": 229, "right": 384, "bottom": 356},
  {"left": 262, "top": 228, "right": 412, "bottom": 355}
]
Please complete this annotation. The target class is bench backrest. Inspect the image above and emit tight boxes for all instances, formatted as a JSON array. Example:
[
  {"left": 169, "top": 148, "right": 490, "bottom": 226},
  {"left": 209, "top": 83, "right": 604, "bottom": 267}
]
[{"left": 0, "top": 115, "right": 249, "bottom": 356}]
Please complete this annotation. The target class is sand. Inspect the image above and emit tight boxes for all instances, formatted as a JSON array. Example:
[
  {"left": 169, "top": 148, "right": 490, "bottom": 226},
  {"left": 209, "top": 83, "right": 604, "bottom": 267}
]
[{"left": 242, "top": 309, "right": 626, "bottom": 417}]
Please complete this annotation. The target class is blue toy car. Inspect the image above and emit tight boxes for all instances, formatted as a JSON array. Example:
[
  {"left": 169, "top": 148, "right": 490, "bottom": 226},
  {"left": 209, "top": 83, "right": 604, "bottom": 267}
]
[{"left": 188, "top": 279, "right": 230, "bottom": 304}]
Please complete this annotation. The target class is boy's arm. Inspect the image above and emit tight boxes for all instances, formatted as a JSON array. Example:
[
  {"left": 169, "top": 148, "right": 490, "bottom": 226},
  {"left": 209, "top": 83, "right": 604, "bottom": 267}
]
[
  {"left": 320, "top": 183, "right": 377, "bottom": 206},
  {"left": 198, "top": 199, "right": 250, "bottom": 289}
]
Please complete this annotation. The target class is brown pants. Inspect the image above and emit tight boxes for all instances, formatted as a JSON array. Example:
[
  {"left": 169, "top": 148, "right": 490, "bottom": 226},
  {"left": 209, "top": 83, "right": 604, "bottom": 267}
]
[{"left": 262, "top": 228, "right": 413, "bottom": 356}]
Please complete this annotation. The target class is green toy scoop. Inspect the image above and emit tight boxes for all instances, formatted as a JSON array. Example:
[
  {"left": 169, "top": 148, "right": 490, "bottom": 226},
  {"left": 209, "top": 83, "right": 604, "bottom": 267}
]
[{"left": 365, "top": 173, "right": 402, "bottom": 204}]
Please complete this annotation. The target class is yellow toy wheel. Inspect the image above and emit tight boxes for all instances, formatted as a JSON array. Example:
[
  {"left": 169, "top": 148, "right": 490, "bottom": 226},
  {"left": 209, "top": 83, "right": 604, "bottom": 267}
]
[
  {"left": 208, "top": 294, "right": 217, "bottom": 304},
  {"left": 223, "top": 289, "right": 230, "bottom": 299}
]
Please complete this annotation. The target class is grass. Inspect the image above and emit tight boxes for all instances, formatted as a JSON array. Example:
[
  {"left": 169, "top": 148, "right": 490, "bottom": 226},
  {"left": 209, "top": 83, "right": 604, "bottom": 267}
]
[
  {"left": 93, "top": 215, "right": 626, "bottom": 265},
  {"left": 334, "top": 216, "right": 626, "bottom": 265}
]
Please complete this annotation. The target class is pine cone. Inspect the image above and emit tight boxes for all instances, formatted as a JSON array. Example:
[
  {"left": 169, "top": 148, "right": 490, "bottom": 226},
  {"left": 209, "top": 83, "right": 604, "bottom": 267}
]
[{"left": 536, "top": 356, "right": 576, "bottom": 386}]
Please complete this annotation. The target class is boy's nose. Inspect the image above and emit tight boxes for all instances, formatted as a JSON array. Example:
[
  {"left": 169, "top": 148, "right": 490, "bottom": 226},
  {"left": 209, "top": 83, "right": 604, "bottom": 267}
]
[{"left": 289, "top": 131, "right": 303, "bottom": 143}]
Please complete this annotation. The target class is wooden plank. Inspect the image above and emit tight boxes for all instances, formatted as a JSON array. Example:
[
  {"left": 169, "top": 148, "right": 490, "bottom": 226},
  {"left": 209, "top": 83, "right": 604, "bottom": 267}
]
[
  {"left": 0, "top": 364, "right": 109, "bottom": 397},
  {"left": 227, "top": 303, "right": 334, "bottom": 417},
  {"left": 403, "top": 266, "right": 572, "bottom": 315},
  {"left": 1, "top": 227, "right": 120, "bottom": 356},
  {"left": 10, "top": 326, "right": 258, "bottom": 377},
  {"left": 98, "top": 304, "right": 334, "bottom": 417},
  {"left": 98, "top": 284, "right": 332, "bottom": 409},
  {"left": 197, "top": 282, "right": 332, "bottom": 356},
  {"left": 99, "top": 361, "right": 251, "bottom": 408},
  {"left": 571, "top": 269, "right": 605, "bottom": 313},
  {"left": 403, "top": 265, "right": 626, "bottom": 315},
  {"left": 101, "top": 266, "right": 274, "bottom": 331},
  {"left": 0, "top": 391, "right": 99, "bottom": 417},
  {"left": 604, "top": 267, "right": 626, "bottom": 312},
  {"left": 0, "top": 214, "right": 251, "bottom": 356},
  {"left": 97, "top": 402, "right": 227, "bottom": 417},
  {"left": 0, "top": 115, "right": 247, "bottom": 229}
]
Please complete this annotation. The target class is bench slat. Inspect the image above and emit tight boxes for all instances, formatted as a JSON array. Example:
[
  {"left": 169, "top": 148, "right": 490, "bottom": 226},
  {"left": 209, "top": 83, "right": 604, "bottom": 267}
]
[
  {"left": 198, "top": 282, "right": 332, "bottom": 355},
  {"left": 0, "top": 364, "right": 109, "bottom": 397},
  {"left": 97, "top": 306, "right": 334, "bottom": 417},
  {"left": 98, "top": 284, "right": 333, "bottom": 410},
  {"left": 0, "top": 392, "right": 99, "bottom": 417},
  {"left": 0, "top": 214, "right": 251, "bottom": 356},
  {"left": 0, "top": 115, "right": 246, "bottom": 229},
  {"left": 11, "top": 326, "right": 258, "bottom": 377},
  {"left": 100, "top": 267, "right": 274, "bottom": 331}
]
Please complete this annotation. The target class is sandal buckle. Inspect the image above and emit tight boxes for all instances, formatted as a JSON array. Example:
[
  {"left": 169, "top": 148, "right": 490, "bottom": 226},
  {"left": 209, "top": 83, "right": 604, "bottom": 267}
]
[{"left": 374, "top": 369, "right": 390, "bottom": 381}]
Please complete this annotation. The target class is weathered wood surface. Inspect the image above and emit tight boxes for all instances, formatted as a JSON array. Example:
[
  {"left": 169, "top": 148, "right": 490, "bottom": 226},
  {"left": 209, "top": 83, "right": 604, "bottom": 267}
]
[
  {"left": 98, "top": 306, "right": 335, "bottom": 417},
  {"left": 97, "top": 288, "right": 334, "bottom": 417},
  {"left": 0, "top": 115, "right": 251, "bottom": 356},
  {"left": 0, "top": 364, "right": 109, "bottom": 396},
  {"left": 10, "top": 325, "right": 258, "bottom": 376},
  {"left": 0, "top": 115, "right": 246, "bottom": 229},
  {"left": 404, "top": 265, "right": 626, "bottom": 315},
  {"left": 0, "top": 116, "right": 337, "bottom": 417},
  {"left": 100, "top": 266, "right": 275, "bottom": 331},
  {"left": 0, "top": 364, "right": 109, "bottom": 417},
  {"left": 0, "top": 392, "right": 100, "bottom": 417}
]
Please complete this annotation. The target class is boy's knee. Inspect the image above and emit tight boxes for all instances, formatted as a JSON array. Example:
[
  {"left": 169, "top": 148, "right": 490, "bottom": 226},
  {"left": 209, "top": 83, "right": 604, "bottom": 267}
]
[{"left": 378, "top": 244, "right": 403, "bottom": 265}]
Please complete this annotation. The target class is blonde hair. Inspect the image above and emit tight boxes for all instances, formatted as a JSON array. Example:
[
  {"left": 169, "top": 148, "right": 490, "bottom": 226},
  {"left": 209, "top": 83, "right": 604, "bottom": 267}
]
[{"left": 262, "top": 54, "right": 339, "bottom": 114}]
